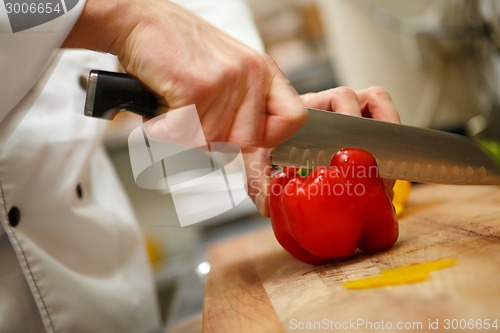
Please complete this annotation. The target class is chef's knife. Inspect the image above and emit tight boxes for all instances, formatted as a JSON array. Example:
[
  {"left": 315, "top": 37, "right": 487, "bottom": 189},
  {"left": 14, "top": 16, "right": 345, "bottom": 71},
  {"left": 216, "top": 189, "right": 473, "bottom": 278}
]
[
  {"left": 272, "top": 108, "right": 500, "bottom": 185},
  {"left": 84, "top": 70, "right": 500, "bottom": 185},
  {"left": 84, "top": 70, "right": 160, "bottom": 119}
]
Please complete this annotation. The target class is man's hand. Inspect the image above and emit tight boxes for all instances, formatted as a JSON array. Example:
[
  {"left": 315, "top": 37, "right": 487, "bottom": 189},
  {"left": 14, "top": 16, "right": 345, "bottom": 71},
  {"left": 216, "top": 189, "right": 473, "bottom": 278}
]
[
  {"left": 300, "top": 86, "right": 400, "bottom": 123},
  {"left": 63, "top": 0, "right": 401, "bottom": 216},
  {"left": 247, "top": 86, "right": 401, "bottom": 217},
  {"left": 63, "top": 0, "right": 307, "bottom": 148},
  {"left": 301, "top": 86, "right": 401, "bottom": 199}
]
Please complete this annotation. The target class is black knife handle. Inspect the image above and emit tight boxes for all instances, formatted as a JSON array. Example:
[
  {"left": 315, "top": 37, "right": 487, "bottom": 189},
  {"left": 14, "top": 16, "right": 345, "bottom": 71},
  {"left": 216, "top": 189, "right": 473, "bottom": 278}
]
[{"left": 84, "top": 70, "right": 160, "bottom": 119}]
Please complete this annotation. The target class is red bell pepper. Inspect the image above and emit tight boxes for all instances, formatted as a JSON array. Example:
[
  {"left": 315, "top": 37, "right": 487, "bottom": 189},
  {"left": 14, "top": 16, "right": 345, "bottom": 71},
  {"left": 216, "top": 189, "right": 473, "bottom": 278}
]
[{"left": 269, "top": 148, "right": 399, "bottom": 265}]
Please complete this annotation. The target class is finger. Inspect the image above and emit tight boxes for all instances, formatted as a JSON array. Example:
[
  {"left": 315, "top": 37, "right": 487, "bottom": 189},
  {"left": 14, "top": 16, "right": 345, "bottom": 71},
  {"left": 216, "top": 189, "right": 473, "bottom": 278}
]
[
  {"left": 243, "top": 147, "right": 273, "bottom": 217},
  {"left": 225, "top": 58, "right": 273, "bottom": 147},
  {"left": 226, "top": 89, "right": 266, "bottom": 147},
  {"left": 300, "top": 91, "right": 333, "bottom": 111},
  {"left": 302, "top": 87, "right": 362, "bottom": 117},
  {"left": 254, "top": 162, "right": 272, "bottom": 217},
  {"left": 357, "top": 86, "right": 401, "bottom": 124},
  {"left": 199, "top": 81, "right": 244, "bottom": 143},
  {"left": 188, "top": 54, "right": 248, "bottom": 143},
  {"left": 262, "top": 70, "right": 307, "bottom": 147}
]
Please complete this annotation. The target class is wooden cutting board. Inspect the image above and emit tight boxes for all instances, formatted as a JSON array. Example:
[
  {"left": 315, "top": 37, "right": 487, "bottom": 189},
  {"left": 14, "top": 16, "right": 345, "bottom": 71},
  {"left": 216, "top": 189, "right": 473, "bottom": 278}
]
[{"left": 202, "top": 184, "right": 500, "bottom": 333}]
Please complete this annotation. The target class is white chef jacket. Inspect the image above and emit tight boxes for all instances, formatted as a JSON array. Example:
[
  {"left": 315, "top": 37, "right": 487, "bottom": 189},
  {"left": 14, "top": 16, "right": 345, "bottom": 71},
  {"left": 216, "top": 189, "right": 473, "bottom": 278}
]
[{"left": 0, "top": 0, "right": 263, "bottom": 332}]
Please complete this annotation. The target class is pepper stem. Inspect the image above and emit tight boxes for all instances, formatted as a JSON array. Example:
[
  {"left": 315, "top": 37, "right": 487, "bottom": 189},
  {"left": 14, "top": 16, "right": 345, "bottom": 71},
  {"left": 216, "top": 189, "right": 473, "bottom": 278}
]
[{"left": 297, "top": 168, "right": 312, "bottom": 177}]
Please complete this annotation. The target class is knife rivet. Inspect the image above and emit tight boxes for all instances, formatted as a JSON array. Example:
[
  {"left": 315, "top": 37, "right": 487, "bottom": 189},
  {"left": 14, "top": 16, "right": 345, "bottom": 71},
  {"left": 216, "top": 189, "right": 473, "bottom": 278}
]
[
  {"left": 414, "top": 162, "right": 421, "bottom": 172},
  {"left": 466, "top": 167, "right": 475, "bottom": 182},
  {"left": 399, "top": 162, "right": 408, "bottom": 176},
  {"left": 439, "top": 165, "right": 447, "bottom": 181},
  {"left": 302, "top": 149, "right": 312, "bottom": 168},
  {"left": 289, "top": 147, "right": 299, "bottom": 165},
  {"left": 385, "top": 160, "right": 394, "bottom": 176},
  {"left": 8, "top": 206, "right": 21, "bottom": 227},
  {"left": 478, "top": 167, "right": 487, "bottom": 180},
  {"left": 452, "top": 166, "right": 461, "bottom": 180},
  {"left": 425, "top": 164, "right": 434, "bottom": 180},
  {"left": 317, "top": 151, "right": 327, "bottom": 166}
]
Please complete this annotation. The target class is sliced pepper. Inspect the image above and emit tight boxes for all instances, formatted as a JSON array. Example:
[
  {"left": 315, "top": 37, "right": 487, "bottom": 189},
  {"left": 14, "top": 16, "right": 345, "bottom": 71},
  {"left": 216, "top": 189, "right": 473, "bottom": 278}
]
[
  {"left": 270, "top": 148, "right": 399, "bottom": 265},
  {"left": 392, "top": 180, "right": 412, "bottom": 217},
  {"left": 343, "top": 258, "right": 456, "bottom": 289}
]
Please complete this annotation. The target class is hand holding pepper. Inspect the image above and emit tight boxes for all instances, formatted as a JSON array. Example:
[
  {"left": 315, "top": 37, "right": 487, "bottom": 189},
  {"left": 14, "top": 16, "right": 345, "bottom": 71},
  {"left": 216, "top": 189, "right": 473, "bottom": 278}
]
[
  {"left": 300, "top": 86, "right": 401, "bottom": 198},
  {"left": 267, "top": 87, "right": 401, "bottom": 265},
  {"left": 247, "top": 86, "right": 401, "bottom": 217}
]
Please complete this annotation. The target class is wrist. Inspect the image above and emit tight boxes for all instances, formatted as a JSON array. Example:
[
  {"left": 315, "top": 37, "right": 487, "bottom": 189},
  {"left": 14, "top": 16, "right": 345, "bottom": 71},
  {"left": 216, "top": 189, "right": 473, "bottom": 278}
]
[{"left": 62, "top": 0, "right": 142, "bottom": 54}]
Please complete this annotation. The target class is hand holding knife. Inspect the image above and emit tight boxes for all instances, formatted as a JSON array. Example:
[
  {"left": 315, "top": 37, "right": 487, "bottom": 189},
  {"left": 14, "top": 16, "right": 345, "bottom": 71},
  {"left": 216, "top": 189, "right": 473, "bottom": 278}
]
[{"left": 84, "top": 70, "right": 500, "bottom": 185}]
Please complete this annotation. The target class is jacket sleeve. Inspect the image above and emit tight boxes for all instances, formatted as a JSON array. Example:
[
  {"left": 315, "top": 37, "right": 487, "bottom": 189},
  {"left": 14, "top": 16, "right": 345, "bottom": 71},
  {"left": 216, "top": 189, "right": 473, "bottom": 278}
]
[{"left": 0, "top": 1, "right": 86, "bottom": 128}]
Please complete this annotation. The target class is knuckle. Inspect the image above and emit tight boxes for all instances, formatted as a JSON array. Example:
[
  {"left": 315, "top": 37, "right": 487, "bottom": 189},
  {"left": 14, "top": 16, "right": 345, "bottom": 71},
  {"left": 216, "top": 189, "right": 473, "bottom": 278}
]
[
  {"left": 188, "top": 79, "right": 212, "bottom": 100},
  {"left": 368, "top": 85, "right": 392, "bottom": 100},
  {"left": 229, "top": 131, "right": 262, "bottom": 148},
  {"left": 244, "top": 52, "right": 270, "bottom": 80},
  {"left": 221, "top": 60, "right": 241, "bottom": 84},
  {"left": 190, "top": 63, "right": 242, "bottom": 96},
  {"left": 334, "top": 86, "right": 358, "bottom": 100}
]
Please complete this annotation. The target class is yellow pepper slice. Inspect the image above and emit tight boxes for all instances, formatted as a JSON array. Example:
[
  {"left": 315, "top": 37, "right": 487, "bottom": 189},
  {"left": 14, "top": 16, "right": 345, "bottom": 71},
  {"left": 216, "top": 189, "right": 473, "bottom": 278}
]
[
  {"left": 343, "top": 258, "right": 456, "bottom": 290},
  {"left": 392, "top": 180, "right": 412, "bottom": 217}
]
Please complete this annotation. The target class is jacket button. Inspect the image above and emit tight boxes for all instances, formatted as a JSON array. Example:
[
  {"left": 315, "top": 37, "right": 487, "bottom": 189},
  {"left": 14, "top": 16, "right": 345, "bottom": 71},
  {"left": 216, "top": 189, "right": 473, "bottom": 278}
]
[{"left": 8, "top": 206, "right": 21, "bottom": 227}]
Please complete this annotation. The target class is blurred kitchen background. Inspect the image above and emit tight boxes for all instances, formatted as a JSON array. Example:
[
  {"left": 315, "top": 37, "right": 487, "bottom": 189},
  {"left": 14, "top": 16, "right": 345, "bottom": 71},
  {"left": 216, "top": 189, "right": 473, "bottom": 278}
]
[{"left": 102, "top": 0, "right": 500, "bottom": 331}]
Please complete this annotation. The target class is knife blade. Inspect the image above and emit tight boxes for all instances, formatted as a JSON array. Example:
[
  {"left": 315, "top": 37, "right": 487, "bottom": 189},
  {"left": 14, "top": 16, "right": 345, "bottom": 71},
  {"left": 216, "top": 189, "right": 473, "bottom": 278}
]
[
  {"left": 271, "top": 108, "right": 500, "bottom": 185},
  {"left": 83, "top": 70, "right": 500, "bottom": 185}
]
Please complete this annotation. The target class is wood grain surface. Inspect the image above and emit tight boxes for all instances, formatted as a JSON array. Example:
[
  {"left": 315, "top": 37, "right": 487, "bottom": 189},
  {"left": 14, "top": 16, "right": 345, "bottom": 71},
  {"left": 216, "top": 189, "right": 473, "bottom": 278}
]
[{"left": 202, "top": 185, "right": 500, "bottom": 333}]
